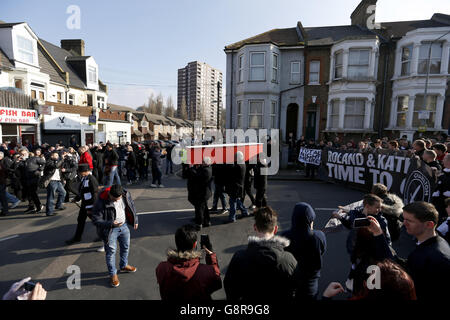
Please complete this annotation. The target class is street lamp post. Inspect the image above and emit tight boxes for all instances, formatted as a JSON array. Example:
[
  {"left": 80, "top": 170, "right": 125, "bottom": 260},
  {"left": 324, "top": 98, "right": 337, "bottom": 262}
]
[
  {"left": 420, "top": 29, "right": 450, "bottom": 136},
  {"left": 212, "top": 81, "right": 221, "bottom": 130}
]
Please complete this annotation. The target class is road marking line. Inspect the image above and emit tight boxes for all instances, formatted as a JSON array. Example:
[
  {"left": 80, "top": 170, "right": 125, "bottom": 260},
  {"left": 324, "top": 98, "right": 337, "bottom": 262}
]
[
  {"left": 0, "top": 235, "right": 19, "bottom": 242},
  {"left": 138, "top": 208, "right": 195, "bottom": 215}
]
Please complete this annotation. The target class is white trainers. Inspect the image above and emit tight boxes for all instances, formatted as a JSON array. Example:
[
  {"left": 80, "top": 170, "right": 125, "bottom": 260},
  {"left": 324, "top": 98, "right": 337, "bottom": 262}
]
[
  {"left": 158, "top": 184, "right": 164, "bottom": 188},
  {"left": 150, "top": 184, "right": 157, "bottom": 188},
  {"left": 10, "top": 200, "right": 21, "bottom": 209},
  {"left": 97, "top": 246, "right": 105, "bottom": 252}
]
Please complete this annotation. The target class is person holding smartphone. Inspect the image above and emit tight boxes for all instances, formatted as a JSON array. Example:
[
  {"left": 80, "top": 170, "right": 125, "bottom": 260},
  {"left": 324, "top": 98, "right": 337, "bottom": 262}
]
[
  {"left": 332, "top": 194, "right": 391, "bottom": 293},
  {"left": 155, "top": 224, "right": 222, "bottom": 301},
  {"left": 332, "top": 193, "right": 391, "bottom": 256},
  {"left": 2, "top": 277, "right": 47, "bottom": 300}
]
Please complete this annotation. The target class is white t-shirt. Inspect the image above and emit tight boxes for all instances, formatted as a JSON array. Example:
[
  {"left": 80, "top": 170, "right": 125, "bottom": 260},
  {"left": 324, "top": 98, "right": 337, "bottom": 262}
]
[
  {"left": 114, "top": 199, "right": 126, "bottom": 225},
  {"left": 50, "top": 168, "right": 61, "bottom": 181}
]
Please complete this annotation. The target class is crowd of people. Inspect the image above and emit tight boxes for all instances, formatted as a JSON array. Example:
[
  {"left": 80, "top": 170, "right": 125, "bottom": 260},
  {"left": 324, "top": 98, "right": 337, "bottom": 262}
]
[
  {"left": 185, "top": 151, "right": 268, "bottom": 231},
  {"left": 1, "top": 133, "right": 449, "bottom": 301},
  {"left": 0, "top": 140, "right": 177, "bottom": 217},
  {"left": 289, "top": 132, "right": 450, "bottom": 179},
  {"left": 156, "top": 195, "right": 449, "bottom": 301}
]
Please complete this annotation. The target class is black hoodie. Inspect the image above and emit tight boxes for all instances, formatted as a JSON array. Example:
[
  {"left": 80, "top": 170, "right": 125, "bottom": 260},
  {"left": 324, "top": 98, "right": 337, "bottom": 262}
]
[{"left": 283, "top": 203, "right": 326, "bottom": 299}]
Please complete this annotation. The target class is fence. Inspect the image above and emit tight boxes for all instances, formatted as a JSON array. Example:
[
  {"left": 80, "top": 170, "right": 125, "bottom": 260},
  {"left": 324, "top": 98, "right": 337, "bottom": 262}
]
[{"left": 0, "top": 89, "right": 33, "bottom": 109}]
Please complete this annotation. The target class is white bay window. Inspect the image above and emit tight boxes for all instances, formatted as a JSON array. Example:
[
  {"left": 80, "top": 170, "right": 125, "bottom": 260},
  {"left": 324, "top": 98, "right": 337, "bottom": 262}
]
[
  {"left": 401, "top": 45, "right": 413, "bottom": 76},
  {"left": 344, "top": 98, "right": 365, "bottom": 129},
  {"left": 248, "top": 100, "right": 263, "bottom": 128},
  {"left": 418, "top": 42, "right": 442, "bottom": 74},
  {"left": 412, "top": 95, "right": 437, "bottom": 128},
  {"left": 348, "top": 49, "right": 370, "bottom": 80},
  {"left": 250, "top": 52, "right": 265, "bottom": 81}
]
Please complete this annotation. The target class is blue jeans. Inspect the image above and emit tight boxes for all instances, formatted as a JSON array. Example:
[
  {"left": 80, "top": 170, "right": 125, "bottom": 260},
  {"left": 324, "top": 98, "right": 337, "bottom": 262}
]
[
  {"left": 6, "top": 192, "right": 19, "bottom": 204},
  {"left": 152, "top": 166, "right": 162, "bottom": 185},
  {"left": 228, "top": 197, "right": 248, "bottom": 221},
  {"left": 104, "top": 224, "right": 130, "bottom": 276},
  {"left": 0, "top": 191, "right": 19, "bottom": 210},
  {"left": 212, "top": 183, "right": 227, "bottom": 210},
  {"left": 165, "top": 159, "right": 173, "bottom": 174},
  {"left": 46, "top": 181, "right": 66, "bottom": 215},
  {"left": 126, "top": 167, "right": 136, "bottom": 183},
  {"left": 105, "top": 166, "right": 121, "bottom": 187}
]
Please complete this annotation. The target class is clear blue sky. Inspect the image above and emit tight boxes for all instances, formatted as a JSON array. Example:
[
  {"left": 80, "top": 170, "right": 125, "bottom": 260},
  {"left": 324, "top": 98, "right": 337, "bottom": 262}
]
[{"left": 1, "top": 0, "right": 449, "bottom": 108}]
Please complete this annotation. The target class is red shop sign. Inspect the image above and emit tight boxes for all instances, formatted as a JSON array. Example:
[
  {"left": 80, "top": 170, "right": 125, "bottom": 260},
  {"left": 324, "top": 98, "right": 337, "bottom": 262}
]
[{"left": 0, "top": 106, "right": 38, "bottom": 124}]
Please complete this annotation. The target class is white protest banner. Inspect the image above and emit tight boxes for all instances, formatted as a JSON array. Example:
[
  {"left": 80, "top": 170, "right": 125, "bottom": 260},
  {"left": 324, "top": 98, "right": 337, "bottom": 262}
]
[
  {"left": 322, "top": 200, "right": 363, "bottom": 234},
  {"left": 298, "top": 148, "right": 322, "bottom": 166}
]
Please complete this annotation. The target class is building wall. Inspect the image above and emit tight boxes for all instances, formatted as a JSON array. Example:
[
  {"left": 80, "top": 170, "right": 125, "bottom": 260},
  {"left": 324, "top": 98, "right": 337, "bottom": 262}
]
[
  {"left": 326, "top": 38, "right": 380, "bottom": 136},
  {"left": 304, "top": 45, "right": 330, "bottom": 141},
  {"left": 0, "top": 69, "right": 9, "bottom": 87},
  {"left": 97, "top": 120, "right": 131, "bottom": 144},
  {"left": 177, "top": 61, "right": 222, "bottom": 127},
  {"left": 387, "top": 27, "right": 450, "bottom": 138},
  {"left": 226, "top": 44, "right": 305, "bottom": 141}
]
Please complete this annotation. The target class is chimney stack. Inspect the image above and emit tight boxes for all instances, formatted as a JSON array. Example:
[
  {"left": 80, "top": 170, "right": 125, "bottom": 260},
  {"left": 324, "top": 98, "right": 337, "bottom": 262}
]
[
  {"left": 350, "top": 0, "right": 379, "bottom": 29},
  {"left": 60, "top": 39, "right": 85, "bottom": 56}
]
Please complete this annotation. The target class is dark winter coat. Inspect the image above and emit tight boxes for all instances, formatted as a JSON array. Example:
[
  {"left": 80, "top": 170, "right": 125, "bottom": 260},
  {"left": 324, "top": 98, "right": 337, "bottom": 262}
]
[
  {"left": 254, "top": 160, "right": 268, "bottom": 191},
  {"left": 126, "top": 151, "right": 137, "bottom": 168},
  {"left": 186, "top": 165, "right": 213, "bottom": 206},
  {"left": 282, "top": 203, "right": 326, "bottom": 299},
  {"left": 156, "top": 250, "right": 222, "bottom": 301},
  {"left": 374, "top": 234, "right": 450, "bottom": 301},
  {"left": 225, "top": 163, "right": 246, "bottom": 199},
  {"left": 92, "top": 148, "right": 104, "bottom": 171},
  {"left": 91, "top": 187, "right": 138, "bottom": 241},
  {"left": 103, "top": 149, "right": 119, "bottom": 166},
  {"left": 166, "top": 144, "right": 174, "bottom": 162},
  {"left": 244, "top": 163, "right": 254, "bottom": 187},
  {"left": 19, "top": 156, "right": 46, "bottom": 185},
  {"left": 150, "top": 150, "right": 165, "bottom": 169},
  {"left": 426, "top": 160, "right": 442, "bottom": 172},
  {"left": 212, "top": 164, "right": 227, "bottom": 186},
  {"left": 61, "top": 156, "right": 78, "bottom": 181},
  {"left": 380, "top": 193, "right": 404, "bottom": 241},
  {"left": 224, "top": 235, "right": 298, "bottom": 301},
  {"left": 0, "top": 157, "right": 10, "bottom": 185},
  {"left": 73, "top": 174, "right": 99, "bottom": 210},
  {"left": 40, "top": 159, "right": 65, "bottom": 187},
  {"left": 340, "top": 208, "right": 391, "bottom": 255},
  {"left": 432, "top": 168, "right": 450, "bottom": 222}
]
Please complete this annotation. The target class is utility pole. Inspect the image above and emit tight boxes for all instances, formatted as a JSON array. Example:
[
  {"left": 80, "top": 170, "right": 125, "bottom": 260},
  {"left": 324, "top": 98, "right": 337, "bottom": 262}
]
[
  {"left": 420, "top": 29, "right": 450, "bottom": 136},
  {"left": 217, "top": 81, "right": 221, "bottom": 129}
]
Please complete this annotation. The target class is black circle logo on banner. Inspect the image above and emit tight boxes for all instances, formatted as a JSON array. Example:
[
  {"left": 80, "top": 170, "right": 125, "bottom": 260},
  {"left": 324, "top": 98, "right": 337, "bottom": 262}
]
[{"left": 403, "top": 170, "right": 431, "bottom": 204}]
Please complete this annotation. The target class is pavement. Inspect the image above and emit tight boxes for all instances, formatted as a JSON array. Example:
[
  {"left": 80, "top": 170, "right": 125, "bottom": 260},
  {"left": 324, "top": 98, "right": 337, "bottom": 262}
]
[{"left": 0, "top": 165, "right": 416, "bottom": 300}]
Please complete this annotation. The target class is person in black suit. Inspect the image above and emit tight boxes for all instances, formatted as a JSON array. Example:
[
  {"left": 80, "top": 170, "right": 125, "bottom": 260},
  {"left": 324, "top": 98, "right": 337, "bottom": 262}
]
[{"left": 66, "top": 164, "right": 99, "bottom": 245}]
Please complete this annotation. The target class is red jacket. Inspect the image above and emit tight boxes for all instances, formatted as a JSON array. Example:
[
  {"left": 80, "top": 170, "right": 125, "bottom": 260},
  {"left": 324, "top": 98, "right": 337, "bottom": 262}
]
[
  {"left": 79, "top": 151, "right": 93, "bottom": 169},
  {"left": 156, "top": 250, "right": 222, "bottom": 301}
]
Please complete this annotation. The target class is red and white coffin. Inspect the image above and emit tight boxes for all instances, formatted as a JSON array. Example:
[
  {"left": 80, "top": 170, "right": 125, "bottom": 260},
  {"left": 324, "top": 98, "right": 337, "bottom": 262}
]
[{"left": 186, "top": 143, "right": 263, "bottom": 165}]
